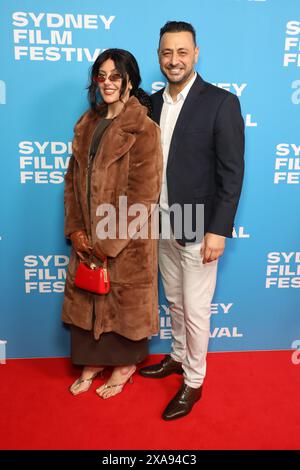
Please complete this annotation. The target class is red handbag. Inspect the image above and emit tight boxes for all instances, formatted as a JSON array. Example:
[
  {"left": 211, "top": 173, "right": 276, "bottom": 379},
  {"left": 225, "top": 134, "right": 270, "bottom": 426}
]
[{"left": 74, "top": 257, "right": 110, "bottom": 294}]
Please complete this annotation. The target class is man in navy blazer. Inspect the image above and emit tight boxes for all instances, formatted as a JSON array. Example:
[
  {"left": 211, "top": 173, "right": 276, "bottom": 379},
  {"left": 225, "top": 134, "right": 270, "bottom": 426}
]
[{"left": 140, "top": 21, "right": 245, "bottom": 420}]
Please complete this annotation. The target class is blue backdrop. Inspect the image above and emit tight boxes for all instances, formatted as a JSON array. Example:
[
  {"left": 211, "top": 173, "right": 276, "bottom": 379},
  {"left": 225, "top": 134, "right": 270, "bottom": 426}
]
[{"left": 0, "top": 0, "right": 299, "bottom": 359}]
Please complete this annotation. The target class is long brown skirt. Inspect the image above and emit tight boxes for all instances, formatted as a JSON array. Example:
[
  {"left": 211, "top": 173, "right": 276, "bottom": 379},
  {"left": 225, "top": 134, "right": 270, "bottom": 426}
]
[{"left": 71, "top": 325, "right": 148, "bottom": 366}]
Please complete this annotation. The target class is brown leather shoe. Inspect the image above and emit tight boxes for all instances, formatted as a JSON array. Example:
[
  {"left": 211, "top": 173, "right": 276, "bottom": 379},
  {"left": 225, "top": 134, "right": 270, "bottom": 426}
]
[
  {"left": 139, "top": 355, "right": 183, "bottom": 378},
  {"left": 162, "top": 383, "right": 202, "bottom": 421}
]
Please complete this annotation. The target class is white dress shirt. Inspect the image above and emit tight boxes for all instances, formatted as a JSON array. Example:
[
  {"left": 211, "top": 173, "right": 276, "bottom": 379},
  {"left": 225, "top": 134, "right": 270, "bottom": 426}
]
[{"left": 159, "top": 72, "right": 197, "bottom": 237}]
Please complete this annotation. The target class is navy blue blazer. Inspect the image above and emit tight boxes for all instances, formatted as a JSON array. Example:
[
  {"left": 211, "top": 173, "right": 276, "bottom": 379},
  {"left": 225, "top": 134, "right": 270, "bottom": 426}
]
[{"left": 151, "top": 73, "right": 245, "bottom": 243}]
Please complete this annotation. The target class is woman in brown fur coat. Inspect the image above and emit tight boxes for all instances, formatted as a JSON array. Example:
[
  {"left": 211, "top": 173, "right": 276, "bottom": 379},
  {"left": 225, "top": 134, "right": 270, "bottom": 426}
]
[{"left": 61, "top": 49, "right": 162, "bottom": 398}]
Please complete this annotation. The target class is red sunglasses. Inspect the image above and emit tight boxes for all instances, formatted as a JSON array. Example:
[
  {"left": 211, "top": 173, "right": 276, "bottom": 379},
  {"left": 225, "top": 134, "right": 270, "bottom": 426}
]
[{"left": 93, "top": 73, "right": 122, "bottom": 83}]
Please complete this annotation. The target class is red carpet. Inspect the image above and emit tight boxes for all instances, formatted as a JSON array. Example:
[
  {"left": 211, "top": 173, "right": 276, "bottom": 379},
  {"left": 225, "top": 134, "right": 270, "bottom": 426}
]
[{"left": 0, "top": 351, "right": 299, "bottom": 450}]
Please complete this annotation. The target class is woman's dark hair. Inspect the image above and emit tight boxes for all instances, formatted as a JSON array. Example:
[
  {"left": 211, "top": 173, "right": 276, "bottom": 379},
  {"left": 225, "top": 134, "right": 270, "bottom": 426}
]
[
  {"left": 159, "top": 21, "right": 196, "bottom": 46},
  {"left": 87, "top": 48, "right": 152, "bottom": 116}
]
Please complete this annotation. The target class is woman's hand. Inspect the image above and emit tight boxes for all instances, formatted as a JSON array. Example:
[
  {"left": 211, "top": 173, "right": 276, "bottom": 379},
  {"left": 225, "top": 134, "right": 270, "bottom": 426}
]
[{"left": 70, "top": 230, "right": 92, "bottom": 260}]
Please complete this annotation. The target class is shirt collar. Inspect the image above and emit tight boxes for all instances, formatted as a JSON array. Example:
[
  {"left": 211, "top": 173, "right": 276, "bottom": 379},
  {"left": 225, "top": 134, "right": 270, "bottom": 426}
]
[{"left": 163, "top": 72, "right": 197, "bottom": 104}]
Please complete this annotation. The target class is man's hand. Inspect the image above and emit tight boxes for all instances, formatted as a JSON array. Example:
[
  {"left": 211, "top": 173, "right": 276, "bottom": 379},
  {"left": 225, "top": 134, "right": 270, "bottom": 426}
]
[
  {"left": 70, "top": 230, "right": 92, "bottom": 260},
  {"left": 200, "top": 232, "right": 226, "bottom": 264}
]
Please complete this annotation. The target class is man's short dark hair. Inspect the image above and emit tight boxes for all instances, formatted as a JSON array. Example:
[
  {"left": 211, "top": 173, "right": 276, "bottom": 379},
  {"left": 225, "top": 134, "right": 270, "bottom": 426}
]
[{"left": 159, "top": 21, "right": 196, "bottom": 46}]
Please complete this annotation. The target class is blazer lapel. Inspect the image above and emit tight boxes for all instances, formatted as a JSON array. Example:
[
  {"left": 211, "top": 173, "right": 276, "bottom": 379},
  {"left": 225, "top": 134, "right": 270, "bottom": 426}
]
[
  {"left": 167, "top": 74, "right": 206, "bottom": 169},
  {"left": 151, "top": 91, "right": 164, "bottom": 125}
]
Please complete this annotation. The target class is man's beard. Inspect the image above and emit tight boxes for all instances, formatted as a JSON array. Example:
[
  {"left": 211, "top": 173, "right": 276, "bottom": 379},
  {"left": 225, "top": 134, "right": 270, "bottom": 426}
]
[{"left": 161, "top": 66, "right": 193, "bottom": 85}]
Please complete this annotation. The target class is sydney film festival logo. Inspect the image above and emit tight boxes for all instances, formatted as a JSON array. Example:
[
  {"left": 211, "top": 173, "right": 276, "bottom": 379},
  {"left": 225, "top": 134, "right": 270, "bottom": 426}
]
[
  {"left": 12, "top": 11, "right": 116, "bottom": 62},
  {"left": 274, "top": 143, "right": 300, "bottom": 185},
  {"left": 151, "top": 80, "right": 258, "bottom": 128},
  {"left": 283, "top": 20, "right": 300, "bottom": 67},
  {"left": 266, "top": 252, "right": 300, "bottom": 288},
  {"left": 19, "top": 140, "right": 72, "bottom": 184}
]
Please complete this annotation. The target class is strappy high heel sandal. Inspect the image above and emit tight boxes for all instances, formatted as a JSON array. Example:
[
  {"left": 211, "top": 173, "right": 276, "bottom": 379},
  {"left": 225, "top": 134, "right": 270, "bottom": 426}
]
[
  {"left": 69, "top": 369, "right": 104, "bottom": 396},
  {"left": 96, "top": 366, "right": 136, "bottom": 399}
]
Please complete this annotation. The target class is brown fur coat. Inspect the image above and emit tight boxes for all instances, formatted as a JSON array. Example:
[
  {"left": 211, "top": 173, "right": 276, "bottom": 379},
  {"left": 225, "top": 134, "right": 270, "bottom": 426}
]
[{"left": 61, "top": 97, "right": 162, "bottom": 340}]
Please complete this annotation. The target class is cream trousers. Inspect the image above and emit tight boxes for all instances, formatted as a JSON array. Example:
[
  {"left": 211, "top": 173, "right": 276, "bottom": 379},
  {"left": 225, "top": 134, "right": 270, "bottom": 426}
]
[{"left": 159, "top": 237, "right": 218, "bottom": 388}]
